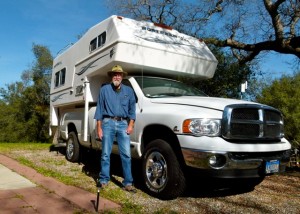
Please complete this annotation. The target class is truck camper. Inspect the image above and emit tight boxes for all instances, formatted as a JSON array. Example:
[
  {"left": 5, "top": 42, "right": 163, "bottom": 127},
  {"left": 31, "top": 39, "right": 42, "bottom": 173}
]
[{"left": 50, "top": 15, "right": 291, "bottom": 199}]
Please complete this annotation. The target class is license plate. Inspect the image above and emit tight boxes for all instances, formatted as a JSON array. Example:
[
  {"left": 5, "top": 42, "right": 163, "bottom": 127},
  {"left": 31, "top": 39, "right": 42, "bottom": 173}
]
[{"left": 265, "top": 160, "right": 280, "bottom": 174}]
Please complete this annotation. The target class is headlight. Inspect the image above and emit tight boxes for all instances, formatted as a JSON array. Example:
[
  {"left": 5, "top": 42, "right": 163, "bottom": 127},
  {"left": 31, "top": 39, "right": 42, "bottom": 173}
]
[{"left": 182, "top": 119, "right": 221, "bottom": 136}]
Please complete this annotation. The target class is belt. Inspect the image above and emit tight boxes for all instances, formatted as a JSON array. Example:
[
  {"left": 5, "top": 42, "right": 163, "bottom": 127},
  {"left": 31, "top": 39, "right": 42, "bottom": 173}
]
[{"left": 103, "top": 116, "right": 127, "bottom": 121}]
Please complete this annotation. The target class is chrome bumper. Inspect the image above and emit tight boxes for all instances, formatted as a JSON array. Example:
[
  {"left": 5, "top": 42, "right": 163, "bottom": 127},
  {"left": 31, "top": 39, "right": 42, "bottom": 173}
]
[{"left": 182, "top": 148, "right": 291, "bottom": 178}]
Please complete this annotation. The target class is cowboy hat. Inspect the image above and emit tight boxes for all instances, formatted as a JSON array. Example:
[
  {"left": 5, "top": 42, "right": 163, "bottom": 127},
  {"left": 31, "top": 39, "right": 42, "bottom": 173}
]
[{"left": 107, "top": 65, "right": 127, "bottom": 77}]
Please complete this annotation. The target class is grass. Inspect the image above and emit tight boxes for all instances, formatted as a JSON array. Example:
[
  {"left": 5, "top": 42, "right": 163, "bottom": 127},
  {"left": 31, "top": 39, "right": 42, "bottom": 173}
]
[
  {"left": 0, "top": 142, "right": 298, "bottom": 213},
  {"left": 0, "top": 142, "right": 50, "bottom": 152},
  {"left": 0, "top": 142, "right": 147, "bottom": 214}
]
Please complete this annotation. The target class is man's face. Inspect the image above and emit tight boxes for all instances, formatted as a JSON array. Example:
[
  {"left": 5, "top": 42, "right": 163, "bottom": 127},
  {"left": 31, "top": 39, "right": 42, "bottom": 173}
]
[{"left": 112, "top": 72, "right": 123, "bottom": 87}]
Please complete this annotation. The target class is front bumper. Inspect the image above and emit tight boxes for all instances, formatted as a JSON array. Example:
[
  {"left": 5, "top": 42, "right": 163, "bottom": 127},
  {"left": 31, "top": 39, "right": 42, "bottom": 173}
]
[{"left": 182, "top": 148, "right": 291, "bottom": 178}]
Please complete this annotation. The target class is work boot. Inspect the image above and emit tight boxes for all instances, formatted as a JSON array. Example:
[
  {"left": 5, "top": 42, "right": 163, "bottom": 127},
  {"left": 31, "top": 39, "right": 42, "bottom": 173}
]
[{"left": 123, "top": 185, "right": 137, "bottom": 193}]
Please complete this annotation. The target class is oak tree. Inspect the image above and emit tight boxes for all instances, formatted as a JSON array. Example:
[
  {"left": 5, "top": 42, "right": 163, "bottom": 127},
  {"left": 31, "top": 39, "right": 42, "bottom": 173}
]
[{"left": 108, "top": 0, "right": 300, "bottom": 65}]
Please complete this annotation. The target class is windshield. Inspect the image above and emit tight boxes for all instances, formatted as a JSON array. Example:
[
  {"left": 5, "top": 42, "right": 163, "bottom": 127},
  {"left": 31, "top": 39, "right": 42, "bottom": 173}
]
[{"left": 134, "top": 76, "right": 207, "bottom": 98}]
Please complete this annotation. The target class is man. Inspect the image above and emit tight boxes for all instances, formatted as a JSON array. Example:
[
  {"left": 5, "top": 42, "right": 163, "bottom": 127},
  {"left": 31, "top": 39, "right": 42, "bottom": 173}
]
[{"left": 94, "top": 65, "right": 136, "bottom": 192}]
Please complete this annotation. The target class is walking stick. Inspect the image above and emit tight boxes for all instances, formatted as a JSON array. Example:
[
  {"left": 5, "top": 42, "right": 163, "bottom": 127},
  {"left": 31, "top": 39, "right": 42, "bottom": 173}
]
[{"left": 96, "top": 187, "right": 100, "bottom": 212}]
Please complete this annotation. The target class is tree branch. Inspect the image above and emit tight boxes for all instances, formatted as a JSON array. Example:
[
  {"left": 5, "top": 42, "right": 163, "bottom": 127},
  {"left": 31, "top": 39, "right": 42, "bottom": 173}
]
[{"left": 263, "top": 0, "right": 285, "bottom": 40}]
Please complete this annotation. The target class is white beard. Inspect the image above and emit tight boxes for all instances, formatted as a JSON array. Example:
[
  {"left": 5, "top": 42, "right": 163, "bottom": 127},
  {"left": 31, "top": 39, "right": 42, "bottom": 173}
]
[{"left": 112, "top": 79, "right": 121, "bottom": 87}]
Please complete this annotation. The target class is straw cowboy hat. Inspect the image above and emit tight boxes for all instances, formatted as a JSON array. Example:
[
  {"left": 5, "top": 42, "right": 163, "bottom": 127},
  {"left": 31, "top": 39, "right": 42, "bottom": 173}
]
[{"left": 107, "top": 65, "right": 127, "bottom": 77}]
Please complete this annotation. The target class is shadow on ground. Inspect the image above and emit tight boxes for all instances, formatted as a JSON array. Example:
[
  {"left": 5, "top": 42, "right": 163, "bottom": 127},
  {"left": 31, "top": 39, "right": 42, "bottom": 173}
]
[
  {"left": 50, "top": 145, "right": 264, "bottom": 199},
  {"left": 183, "top": 175, "right": 261, "bottom": 198}
]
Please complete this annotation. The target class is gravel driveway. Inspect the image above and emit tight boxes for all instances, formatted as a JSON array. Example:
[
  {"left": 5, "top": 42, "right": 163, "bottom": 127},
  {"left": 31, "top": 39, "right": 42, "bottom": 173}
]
[{"left": 7, "top": 148, "right": 300, "bottom": 214}]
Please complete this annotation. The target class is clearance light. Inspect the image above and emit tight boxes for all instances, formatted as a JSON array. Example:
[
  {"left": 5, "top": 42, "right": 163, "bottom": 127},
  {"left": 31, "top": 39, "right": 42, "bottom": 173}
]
[{"left": 154, "top": 22, "right": 173, "bottom": 30}]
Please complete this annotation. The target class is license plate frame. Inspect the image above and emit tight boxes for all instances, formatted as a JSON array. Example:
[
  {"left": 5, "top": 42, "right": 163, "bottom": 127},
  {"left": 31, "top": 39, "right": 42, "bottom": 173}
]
[{"left": 265, "top": 160, "right": 280, "bottom": 174}]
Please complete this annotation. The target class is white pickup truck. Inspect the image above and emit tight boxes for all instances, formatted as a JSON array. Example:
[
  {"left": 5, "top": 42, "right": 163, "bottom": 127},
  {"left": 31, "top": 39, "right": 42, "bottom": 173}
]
[{"left": 50, "top": 16, "right": 291, "bottom": 199}]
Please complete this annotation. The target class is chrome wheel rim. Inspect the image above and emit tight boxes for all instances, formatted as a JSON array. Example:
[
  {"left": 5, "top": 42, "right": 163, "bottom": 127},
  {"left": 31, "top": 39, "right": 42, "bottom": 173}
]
[
  {"left": 145, "top": 151, "right": 167, "bottom": 189},
  {"left": 66, "top": 138, "right": 74, "bottom": 159}
]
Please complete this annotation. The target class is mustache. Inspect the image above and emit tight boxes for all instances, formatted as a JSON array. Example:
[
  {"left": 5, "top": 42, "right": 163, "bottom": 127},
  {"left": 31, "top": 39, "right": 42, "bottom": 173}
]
[{"left": 112, "top": 79, "right": 121, "bottom": 87}]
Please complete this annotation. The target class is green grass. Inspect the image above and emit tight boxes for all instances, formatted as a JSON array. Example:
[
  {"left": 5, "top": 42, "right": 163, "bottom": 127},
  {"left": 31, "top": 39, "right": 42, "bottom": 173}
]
[
  {"left": 16, "top": 156, "right": 76, "bottom": 184},
  {"left": 121, "top": 200, "right": 143, "bottom": 214},
  {"left": 0, "top": 142, "right": 51, "bottom": 152},
  {"left": 0, "top": 142, "right": 146, "bottom": 214}
]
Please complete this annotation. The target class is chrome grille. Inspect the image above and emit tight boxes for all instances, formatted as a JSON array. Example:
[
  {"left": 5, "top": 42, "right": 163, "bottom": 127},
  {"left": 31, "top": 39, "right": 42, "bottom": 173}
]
[{"left": 222, "top": 104, "right": 284, "bottom": 140}]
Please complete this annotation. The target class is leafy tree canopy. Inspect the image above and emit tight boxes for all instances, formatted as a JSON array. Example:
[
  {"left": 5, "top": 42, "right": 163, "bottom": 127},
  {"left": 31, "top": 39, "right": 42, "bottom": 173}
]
[
  {"left": 0, "top": 44, "right": 53, "bottom": 142},
  {"left": 256, "top": 72, "right": 300, "bottom": 148}
]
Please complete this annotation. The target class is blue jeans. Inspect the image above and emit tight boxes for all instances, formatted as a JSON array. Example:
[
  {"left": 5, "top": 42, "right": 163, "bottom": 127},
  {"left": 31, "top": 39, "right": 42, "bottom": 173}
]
[{"left": 99, "top": 118, "right": 133, "bottom": 186}]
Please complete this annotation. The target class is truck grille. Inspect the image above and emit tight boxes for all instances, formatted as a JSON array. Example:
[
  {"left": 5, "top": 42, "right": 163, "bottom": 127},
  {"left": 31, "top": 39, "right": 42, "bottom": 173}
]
[{"left": 222, "top": 104, "right": 284, "bottom": 140}]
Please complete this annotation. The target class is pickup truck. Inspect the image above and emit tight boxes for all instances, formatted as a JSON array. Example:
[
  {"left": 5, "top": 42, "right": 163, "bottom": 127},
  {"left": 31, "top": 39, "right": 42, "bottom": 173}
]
[
  {"left": 50, "top": 15, "right": 291, "bottom": 199},
  {"left": 60, "top": 75, "right": 291, "bottom": 199}
]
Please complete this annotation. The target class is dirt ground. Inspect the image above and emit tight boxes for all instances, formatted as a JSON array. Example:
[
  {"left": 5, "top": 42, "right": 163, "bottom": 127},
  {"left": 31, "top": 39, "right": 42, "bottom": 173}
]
[{"left": 6, "top": 148, "right": 300, "bottom": 214}]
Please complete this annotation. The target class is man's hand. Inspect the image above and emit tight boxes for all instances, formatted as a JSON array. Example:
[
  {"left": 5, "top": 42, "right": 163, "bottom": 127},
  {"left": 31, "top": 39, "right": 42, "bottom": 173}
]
[
  {"left": 126, "top": 120, "right": 135, "bottom": 135},
  {"left": 97, "top": 120, "right": 103, "bottom": 140}
]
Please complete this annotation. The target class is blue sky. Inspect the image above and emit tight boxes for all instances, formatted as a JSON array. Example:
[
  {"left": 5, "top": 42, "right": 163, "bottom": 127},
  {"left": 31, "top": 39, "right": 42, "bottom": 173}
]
[
  {"left": 0, "top": 0, "right": 110, "bottom": 88},
  {"left": 0, "top": 0, "right": 297, "bottom": 88}
]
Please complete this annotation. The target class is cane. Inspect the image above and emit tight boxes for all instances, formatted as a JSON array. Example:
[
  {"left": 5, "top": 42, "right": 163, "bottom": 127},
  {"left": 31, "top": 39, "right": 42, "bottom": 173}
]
[
  {"left": 96, "top": 177, "right": 101, "bottom": 212},
  {"left": 96, "top": 187, "right": 100, "bottom": 212}
]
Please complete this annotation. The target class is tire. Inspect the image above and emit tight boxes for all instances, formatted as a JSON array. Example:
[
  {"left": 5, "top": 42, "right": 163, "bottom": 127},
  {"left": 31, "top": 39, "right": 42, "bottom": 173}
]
[
  {"left": 142, "top": 139, "right": 186, "bottom": 199},
  {"left": 66, "top": 131, "right": 80, "bottom": 162}
]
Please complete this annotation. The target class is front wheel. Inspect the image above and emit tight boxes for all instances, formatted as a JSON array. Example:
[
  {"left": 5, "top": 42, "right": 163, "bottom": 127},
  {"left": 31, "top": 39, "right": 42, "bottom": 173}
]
[
  {"left": 142, "top": 139, "right": 186, "bottom": 199},
  {"left": 66, "top": 131, "right": 80, "bottom": 162}
]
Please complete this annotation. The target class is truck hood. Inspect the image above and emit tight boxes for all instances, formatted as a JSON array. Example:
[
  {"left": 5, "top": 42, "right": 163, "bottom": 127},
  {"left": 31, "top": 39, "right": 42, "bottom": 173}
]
[{"left": 150, "top": 96, "right": 262, "bottom": 111}]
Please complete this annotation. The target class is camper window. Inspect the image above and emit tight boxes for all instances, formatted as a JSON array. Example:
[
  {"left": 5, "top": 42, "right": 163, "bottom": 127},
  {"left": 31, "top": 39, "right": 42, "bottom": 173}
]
[
  {"left": 55, "top": 72, "right": 60, "bottom": 87},
  {"left": 54, "top": 68, "right": 66, "bottom": 88},
  {"left": 97, "top": 32, "right": 106, "bottom": 47},
  {"left": 90, "top": 38, "right": 97, "bottom": 52},
  {"left": 89, "top": 31, "right": 106, "bottom": 52},
  {"left": 60, "top": 68, "right": 66, "bottom": 85}
]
